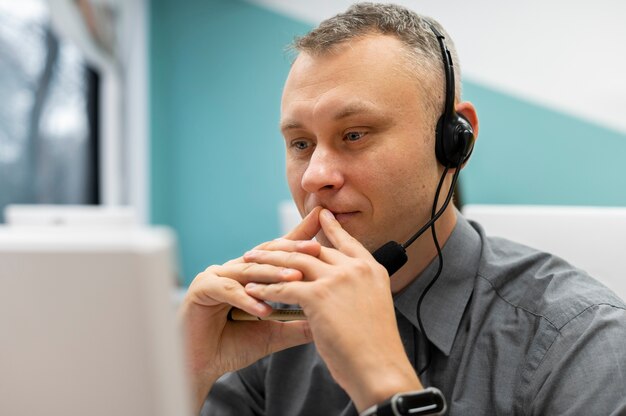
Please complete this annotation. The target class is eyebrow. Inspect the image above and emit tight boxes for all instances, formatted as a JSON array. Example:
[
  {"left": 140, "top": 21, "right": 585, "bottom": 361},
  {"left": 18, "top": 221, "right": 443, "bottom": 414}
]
[
  {"left": 280, "top": 102, "right": 381, "bottom": 133},
  {"left": 333, "top": 102, "right": 379, "bottom": 120}
]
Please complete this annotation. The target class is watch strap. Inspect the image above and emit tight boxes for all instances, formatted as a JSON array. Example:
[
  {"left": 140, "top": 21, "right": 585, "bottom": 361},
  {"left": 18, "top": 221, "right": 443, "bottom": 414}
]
[
  {"left": 359, "top": 387, "right": 446, "bottom": 416},
  {"left": 376, "top": 397, "right": 396, "bottom": 416}
]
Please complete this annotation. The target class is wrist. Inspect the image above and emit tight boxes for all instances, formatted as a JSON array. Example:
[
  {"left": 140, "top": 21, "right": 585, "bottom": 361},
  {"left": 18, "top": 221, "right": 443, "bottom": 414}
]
[{"left": 351, "top": 360, "right": 423, "bottom": 412}]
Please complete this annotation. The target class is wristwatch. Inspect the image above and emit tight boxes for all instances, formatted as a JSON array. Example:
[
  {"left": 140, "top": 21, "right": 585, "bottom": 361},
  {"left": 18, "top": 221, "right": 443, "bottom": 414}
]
[{"left": 359, "top": 387, "right": 447, "bottom": 416}]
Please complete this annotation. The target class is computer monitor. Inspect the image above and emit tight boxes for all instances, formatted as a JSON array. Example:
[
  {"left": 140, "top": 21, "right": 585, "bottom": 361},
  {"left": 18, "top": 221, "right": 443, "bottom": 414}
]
[
  {"left": 462, "top": 204, "right": 626, "bottom": 301},
  {"left": 0, "top": 226, "right": 192, "bottom": 416},
  {"left": 4, "top": 204, "right": 138, "bottom": 227}
]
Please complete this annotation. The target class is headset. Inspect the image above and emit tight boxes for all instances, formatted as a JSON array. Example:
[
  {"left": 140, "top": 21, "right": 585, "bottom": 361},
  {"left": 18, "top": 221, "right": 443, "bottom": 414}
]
[
  {"left": 431, "top": 25, "right": 475, "bottom": 169},
  {"left": 371, "top": 23, "right": 475, "bottom": 372}
]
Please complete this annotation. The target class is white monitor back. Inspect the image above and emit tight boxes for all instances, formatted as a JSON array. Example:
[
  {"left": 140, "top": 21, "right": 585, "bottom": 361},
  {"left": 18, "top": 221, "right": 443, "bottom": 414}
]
[
  {"left": 462, "top": 204, "right": 626, "bottom": 301},
  {"left": 0, "top": 226, "right": 192, "bottom": 416},
  {"left": 4, "top": 204, "right": 138, "bottom": 227},
  {"left": 279, "top": 200, "right": 301, "bottom": 235}
]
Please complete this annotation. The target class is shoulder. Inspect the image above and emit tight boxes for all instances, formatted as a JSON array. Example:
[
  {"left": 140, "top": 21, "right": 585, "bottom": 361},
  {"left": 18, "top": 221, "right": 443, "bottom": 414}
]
[
  {"left": 472, "top": 222, "right": 625, "bottom": 331},
  {"left": 447, "top": 219, "right": 626, "bottom": 413}
]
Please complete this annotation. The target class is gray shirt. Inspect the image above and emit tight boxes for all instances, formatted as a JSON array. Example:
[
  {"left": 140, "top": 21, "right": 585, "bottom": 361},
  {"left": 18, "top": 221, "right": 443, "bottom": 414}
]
[{"left": 203, "top": 215, "right": 626, "bottom": 415}]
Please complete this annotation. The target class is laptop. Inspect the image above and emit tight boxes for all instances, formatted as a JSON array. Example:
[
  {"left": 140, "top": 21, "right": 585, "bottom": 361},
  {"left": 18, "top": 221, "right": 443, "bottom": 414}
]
[{"left": 0, "top": 225, "right": 193, "bottom": 416}]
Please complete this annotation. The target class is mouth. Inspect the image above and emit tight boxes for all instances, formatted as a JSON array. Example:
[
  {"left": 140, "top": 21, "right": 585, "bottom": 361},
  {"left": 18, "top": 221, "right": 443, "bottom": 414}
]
[
  {"left": 303, "top": 202, "right": 361, "bottom": 225},
  {"left": 330, "top": 211, "right": 360, "bottom": 225}
]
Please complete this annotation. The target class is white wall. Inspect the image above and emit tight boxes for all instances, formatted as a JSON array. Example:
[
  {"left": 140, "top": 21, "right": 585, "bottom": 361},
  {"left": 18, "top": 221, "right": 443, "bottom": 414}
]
[{"left": 249, "top": 0, "right": 626, "bottom": 135}]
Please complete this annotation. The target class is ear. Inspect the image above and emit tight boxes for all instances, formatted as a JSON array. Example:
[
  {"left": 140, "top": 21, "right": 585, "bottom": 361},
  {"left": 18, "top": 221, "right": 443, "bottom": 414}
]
[{"left": 455, "top": 101, "right": 479, "bottom": 139}]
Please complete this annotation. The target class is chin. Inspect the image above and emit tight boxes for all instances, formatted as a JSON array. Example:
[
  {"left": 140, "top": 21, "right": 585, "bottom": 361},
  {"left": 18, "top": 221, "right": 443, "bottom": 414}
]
[
  {"left": 360, "top": 238, "right": 383, "bottom": 253},
  {"left": 317, "top": 229, "right": 381, "bottom": 253}
]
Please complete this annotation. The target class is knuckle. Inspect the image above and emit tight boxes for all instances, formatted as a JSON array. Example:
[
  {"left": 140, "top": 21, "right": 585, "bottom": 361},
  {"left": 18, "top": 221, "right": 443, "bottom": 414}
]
[
  {"left": 190, "top": 265, "right": 220, "bottom": 287},
  {"left": 352, "top": 259, "right": 370, "bottom": 275},
  {"left": 297, "top": 240, "right": 320, "bottom": 256},
  {"left": 204, "top": 264, "right": 220, "bottom": 274},
  {"left": 373, "top": 262, "right": 389, "bottom": 277},
  {"left": 309, "top": 281, "right": 330, "bottom": 300},
  {"left": 286, "top": 251, "right": 300, "bottom": 267},
  {"left": 240, "top": 262, "right": 255, "bottom": 278},
  {"left": 222, "top": 279, "right": 241, "bottom": 293},
  {"left": 272, "top": 282, "right": 286, "bottom": 294}
]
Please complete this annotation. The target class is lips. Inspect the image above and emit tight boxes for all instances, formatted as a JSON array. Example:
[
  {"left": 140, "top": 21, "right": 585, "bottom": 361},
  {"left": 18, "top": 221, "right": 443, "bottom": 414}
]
[
  {"left": 303, "top": 202, "right": 361, "bottom": 224},
  {"left": 330, "top": 211, "right": 359, "bottom": 224}
]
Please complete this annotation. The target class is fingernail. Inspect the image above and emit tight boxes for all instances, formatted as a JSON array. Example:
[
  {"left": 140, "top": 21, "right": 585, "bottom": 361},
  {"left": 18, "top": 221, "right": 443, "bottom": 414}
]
[
  {"left": 281, "top": 268, "right": 296, "bottom": 276},
  {"left": 246, "top": 282, "right": 257, "bottom": 289},
  {"left": 322, "top": 209, "right": 335, "bottom": 220}
]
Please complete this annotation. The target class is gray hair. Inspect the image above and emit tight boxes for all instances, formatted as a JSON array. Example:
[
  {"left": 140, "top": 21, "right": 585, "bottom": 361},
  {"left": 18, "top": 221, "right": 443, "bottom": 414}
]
[{"left": 291, "top": 2, "right": 462, "bottom": 123}]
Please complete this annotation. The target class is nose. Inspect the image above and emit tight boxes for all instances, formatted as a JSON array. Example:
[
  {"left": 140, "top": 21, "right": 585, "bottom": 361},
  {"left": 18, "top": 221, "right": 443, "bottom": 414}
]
[{"left": 300, "top": 146, "right": 345, "bottom": 194}]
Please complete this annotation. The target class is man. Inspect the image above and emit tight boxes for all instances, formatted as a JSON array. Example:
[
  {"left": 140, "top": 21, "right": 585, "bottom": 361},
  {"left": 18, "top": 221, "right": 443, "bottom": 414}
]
[{"left": 181, "top": 3, "right": 626, "bottom": 415}]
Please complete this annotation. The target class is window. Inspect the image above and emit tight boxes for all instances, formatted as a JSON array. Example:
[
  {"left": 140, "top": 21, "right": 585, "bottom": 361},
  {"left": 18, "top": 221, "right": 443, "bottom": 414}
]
[{"left": 0, "top": 0, "right": 99, "bottom": 222}]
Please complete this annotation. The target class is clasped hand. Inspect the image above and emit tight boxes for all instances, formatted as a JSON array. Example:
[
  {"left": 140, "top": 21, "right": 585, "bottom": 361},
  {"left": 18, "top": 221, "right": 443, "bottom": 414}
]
[{"left": 181, "top": 206, "right": 421, "bottom": 412}]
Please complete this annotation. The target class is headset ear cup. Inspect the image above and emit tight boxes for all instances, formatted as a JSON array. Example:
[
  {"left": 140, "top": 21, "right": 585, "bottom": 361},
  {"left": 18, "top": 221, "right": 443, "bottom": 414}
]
[
  {"left": 454, "top": 114, "right": 475, "bottom": 166},
  {"left": 435, "top": 113, "right": 475, "bottom": 168},
  {"left": 434, "top": 115, "right": 449, "bottom": 166}
]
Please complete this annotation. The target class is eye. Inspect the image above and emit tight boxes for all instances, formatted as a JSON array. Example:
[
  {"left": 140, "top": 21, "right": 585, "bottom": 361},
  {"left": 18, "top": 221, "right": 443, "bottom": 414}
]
[
  {"left": 344, "top": 130, "right": 367, "bottom": 142},
  {"left": 289, "top": 139, "right": 313, "bottom": 151}
]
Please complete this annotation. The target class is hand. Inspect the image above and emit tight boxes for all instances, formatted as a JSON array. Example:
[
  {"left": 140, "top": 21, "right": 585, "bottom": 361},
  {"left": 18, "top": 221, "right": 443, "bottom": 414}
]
[
  {"left": 180, "top": 207, "right": 322, "bottom": 412},
  {"left": 243, "top": 208, "right": 422, "bottom": 411}
]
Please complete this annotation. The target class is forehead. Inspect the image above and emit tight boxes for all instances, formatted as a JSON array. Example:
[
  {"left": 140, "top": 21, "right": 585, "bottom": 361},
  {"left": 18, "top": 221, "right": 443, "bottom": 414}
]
[{"left": 280, "top": 35, "right": 424, "bottom": 125}]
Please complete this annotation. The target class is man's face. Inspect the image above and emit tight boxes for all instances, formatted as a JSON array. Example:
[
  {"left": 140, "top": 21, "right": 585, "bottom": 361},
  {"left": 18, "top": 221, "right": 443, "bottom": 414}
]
[{"left": 280, "top": 34, "right": 442, "bottom": 251}]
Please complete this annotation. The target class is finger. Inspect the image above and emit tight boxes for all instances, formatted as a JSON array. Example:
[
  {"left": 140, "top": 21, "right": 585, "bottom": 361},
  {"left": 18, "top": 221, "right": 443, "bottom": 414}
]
[
  {"left": 283, "top": 206, "right": 322, "bottom": 241},
  {"left": 230, "top": 320, "right": 312, "bottom": 355},
  {"left": 221, "top": 255, "right": 248, "bottom": 266},
  {"left": 319, "top": 209, "right": 370, "bottom": 257},
  {"left": 244, "top": 281, "right": 308, "bottom": 305},
  {"left": 214, "top": 262, "right": 303, "bottom": 284},
  {"left": 243, "top": 249, "right": 325, "bottom": 280},
  {"left": 251, "top": 206, "right": 321, "bottom": 252},
  {"left": 253, "top": 238, "right": 322, "bottom": 257},
  {"left": 317, "top": 245, "right": 349, "bottom": 265},
  {"left": 192, "top": 274, "right": 272, "bottom": 317}
]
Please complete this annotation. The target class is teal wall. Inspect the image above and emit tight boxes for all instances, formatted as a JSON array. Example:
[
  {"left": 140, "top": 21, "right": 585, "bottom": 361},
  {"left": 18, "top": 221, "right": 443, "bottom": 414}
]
[
  {"left": 150, "top": 0, "right": 311, "bottom": 284},
  {"left": 150, "top": 0, "right": 626, "bottom": 285},
  {"left": 462, "top": 84, "right": 626, "bottom": 207}
]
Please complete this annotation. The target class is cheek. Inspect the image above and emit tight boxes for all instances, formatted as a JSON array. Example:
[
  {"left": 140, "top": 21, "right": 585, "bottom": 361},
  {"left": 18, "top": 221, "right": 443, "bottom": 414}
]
[
  {"left": 370, "top": 152, "right": 420, "bottom": 193},
  {"left": 286, "top": 162, "right": 306, "bottom": 209},
  {"left": 367, "top": 150, "right": 438, "bottom": 228}
]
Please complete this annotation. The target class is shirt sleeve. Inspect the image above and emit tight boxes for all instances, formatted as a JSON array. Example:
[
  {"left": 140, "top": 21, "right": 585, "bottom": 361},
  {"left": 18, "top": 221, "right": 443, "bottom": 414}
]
[
  {"left": 201, "top": 358, "right": 268, "bottom": 416},
  {"left": 528, "top": 303, "right": 626, "bottom": 415}
]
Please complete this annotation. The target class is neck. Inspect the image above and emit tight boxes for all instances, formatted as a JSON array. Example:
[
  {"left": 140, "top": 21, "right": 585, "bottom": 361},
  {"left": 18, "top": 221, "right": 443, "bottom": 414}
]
[{"left": 389, "top": 206, "right": 458, "bottom": 293}]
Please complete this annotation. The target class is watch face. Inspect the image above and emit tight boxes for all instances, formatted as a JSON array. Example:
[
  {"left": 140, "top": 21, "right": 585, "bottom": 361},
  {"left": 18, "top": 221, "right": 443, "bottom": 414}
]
[{"left": 396, "top": 388, "right": 445, "bottom": 415}]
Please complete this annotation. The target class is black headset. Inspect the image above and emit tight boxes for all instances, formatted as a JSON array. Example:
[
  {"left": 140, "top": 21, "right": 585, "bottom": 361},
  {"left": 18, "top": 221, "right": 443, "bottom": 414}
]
[{"left": 430, "top": 24, "right": 475, "bottom": 168}]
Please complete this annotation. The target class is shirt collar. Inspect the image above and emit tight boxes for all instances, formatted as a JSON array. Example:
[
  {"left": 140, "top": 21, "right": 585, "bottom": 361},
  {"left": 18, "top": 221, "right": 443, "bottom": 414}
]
[{"left": 393, "top": 213, "right": 482, "bottom": 356}]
